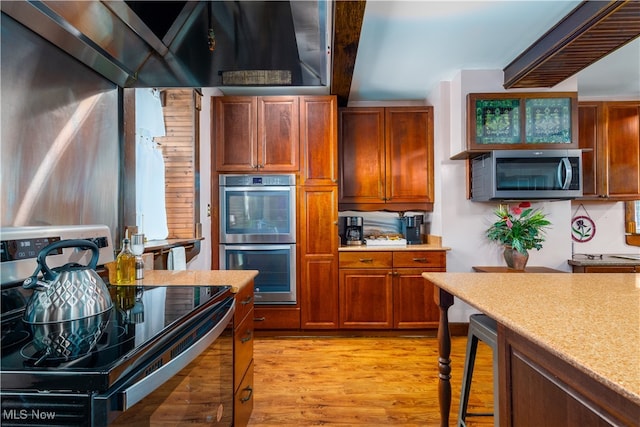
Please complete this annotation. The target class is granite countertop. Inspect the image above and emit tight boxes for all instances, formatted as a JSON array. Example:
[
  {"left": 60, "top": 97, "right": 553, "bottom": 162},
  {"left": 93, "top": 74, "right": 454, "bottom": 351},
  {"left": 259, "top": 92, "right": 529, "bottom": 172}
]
[
  {"left": 339, "top": 243, "right": 450, "bottom": 251},
  {"left": 422, "top": 272, "right": 640, "bottom": 405},
  {"left": 137, "top": 270, "right": 259, "bottom": 293},
  {"left": 569, "top": 254, "right": 640, "bottom": 266}
]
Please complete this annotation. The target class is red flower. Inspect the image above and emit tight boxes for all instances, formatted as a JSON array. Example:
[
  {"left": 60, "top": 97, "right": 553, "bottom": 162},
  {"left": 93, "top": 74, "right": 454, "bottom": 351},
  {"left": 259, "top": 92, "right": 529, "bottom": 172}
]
[
  {"left": 511, "top": 207, "right": 522, "bottom": 215},
  {"left": 519, "top": 201, "right": 531, "bottom": 208}
]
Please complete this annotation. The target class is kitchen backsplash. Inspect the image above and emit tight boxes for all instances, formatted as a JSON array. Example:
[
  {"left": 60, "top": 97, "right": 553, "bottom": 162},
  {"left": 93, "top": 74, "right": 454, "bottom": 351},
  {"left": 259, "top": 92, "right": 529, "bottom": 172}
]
[{"left": 339, "top": 211, "right": 430, "bottom": 237}]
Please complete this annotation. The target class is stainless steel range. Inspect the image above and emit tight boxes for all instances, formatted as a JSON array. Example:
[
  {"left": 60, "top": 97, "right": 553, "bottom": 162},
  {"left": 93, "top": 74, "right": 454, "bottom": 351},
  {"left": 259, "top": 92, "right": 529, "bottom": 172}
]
[{"left": 0, "top": 225, "right": 235, "bottom": 426}]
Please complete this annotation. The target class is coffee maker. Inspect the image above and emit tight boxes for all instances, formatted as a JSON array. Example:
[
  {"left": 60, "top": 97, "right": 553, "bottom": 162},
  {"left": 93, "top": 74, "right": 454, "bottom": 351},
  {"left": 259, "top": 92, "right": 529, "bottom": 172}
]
[
  {"left": 400, "top": 215, "right": 423, "bottom": 245},
  {"left": 339, "top": 216, "right": 364, "bottom": 246}
]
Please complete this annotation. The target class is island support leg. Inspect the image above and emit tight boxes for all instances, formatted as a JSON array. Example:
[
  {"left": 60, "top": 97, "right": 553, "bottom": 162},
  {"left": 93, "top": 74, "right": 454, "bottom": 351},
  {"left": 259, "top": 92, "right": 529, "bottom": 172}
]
[{"left": 434, "top": 286, "right": 454, "bottom": 427}]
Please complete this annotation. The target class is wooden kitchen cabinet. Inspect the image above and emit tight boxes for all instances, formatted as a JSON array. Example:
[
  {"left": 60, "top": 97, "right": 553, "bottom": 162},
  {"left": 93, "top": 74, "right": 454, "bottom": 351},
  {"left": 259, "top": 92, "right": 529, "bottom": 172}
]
[
  {"left": 299, "top": 186, "right": 340, "bottom": 328},
  {"left": 233, "top": 283, "right": 254, "bottom": 426},
  {"left": 578, "top": 101, "right": 640, "bottom": 200},
  {"left": 299, "top": 96, "right": 338, "bottom": 185},
  {"left": 572, "top": 265, "right": 639, "bottom": 273},
  {"left": 338, "top": 250, "right": 445, "bottom": 329},
  {"left": 214, "top": 96, "right": 299, "bottom": 172},
  {"left": 297, "top": 95, "right": 340, "bottom": 329},
  {"left": 338, "top": 107, "right": 435, "bottom": 212}
]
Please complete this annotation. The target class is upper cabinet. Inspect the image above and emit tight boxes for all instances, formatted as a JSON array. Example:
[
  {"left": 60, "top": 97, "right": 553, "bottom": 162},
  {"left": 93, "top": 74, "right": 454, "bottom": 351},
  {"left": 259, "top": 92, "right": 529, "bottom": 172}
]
[
  {"left": 338, "top": 107, "right": 435, "bottom": 212},
  {"left": 299, "top": 96, "right": 338, "bottom": 186},
  {"left": 214, "top": 96, "right": 299, "bottom": 172},
  {"left": 578, "top": 101, "right": 640, "bottom": 200},
  {"left": 452, "top": 92, "right": 579, "bottom": 159}
]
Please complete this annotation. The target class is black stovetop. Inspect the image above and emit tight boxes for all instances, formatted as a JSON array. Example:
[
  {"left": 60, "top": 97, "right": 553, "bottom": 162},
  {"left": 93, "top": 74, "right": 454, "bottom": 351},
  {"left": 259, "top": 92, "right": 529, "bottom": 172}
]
[{"left": 0, "top": 284, "right": 231, "bottom": 392}]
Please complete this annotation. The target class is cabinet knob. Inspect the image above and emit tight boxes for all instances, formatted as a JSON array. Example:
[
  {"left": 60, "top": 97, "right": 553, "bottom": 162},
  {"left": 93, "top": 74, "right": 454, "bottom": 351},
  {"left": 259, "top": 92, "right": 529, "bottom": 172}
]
[
  {"left": 412, "top": 257, "right": 427, "bottom": 263},
  {"left": 359, "top": 258, "right": 374, "bottom": 263}
]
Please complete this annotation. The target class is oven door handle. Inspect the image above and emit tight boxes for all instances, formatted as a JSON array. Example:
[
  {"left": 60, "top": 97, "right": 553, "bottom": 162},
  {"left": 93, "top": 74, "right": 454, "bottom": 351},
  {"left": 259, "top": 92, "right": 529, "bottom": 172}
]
[{"left": 119, "top": 300, "right": 235, "bottom": 411}]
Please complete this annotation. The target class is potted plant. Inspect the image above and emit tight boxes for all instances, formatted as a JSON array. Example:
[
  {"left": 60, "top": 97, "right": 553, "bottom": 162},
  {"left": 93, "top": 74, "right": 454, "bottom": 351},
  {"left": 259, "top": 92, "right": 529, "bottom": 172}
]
[{"left": 486, "top": 202, "right": 551, "bottom": 270}]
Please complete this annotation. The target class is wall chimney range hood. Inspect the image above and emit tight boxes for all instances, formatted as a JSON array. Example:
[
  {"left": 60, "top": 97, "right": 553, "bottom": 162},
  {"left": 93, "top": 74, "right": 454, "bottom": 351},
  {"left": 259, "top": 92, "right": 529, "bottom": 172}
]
[{"left": 1, "top": 0, "right": 329, "bottom": 89}]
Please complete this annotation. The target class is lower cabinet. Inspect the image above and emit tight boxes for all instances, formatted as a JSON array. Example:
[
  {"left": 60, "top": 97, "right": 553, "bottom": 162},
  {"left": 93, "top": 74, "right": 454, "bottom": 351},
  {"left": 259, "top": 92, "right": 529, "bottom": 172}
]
[
  {"left": 233, "top": 284, "right": 254, "bottom": 426},
  {"left": 499, "top": 324, "right": 639, "bottom": 426},
  {"left": 572, "top": 265, "right": 639, "bottom": 273},
  {"left": 338, "top": 250, "right": 446, "bottom": 329}
]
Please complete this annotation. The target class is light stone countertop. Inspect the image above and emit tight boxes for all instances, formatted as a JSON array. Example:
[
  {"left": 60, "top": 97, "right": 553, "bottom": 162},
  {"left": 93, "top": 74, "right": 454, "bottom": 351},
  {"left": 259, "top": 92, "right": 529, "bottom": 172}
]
[
  {"left": 137, "top": 270, "right": 259, "bottom": 293},
  {"left": 422, "top": 272, "right": 640, "bottom": 405},
  {"left": 339, "top": 243, "right": 451, "bottom": 251},
  {"left": 568, "top": 254, "right": 640, "bottom": 266}
]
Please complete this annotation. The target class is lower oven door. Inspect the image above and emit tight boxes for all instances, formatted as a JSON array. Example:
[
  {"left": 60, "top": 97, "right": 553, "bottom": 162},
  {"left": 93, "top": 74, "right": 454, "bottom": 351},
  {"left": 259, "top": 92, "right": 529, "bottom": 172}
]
[
  {"left": 221, "top": 244, "right": 296, "bottom": 305},
  {"left": 107, "top": 298, "right": 235, "bottom": 427}
]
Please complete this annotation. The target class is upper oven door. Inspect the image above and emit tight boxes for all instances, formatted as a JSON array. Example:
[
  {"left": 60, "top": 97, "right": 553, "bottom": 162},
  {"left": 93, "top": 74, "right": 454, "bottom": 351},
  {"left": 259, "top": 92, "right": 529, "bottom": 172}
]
[{"left": 219, "top": 175, "right": 296, "bottom": 244}]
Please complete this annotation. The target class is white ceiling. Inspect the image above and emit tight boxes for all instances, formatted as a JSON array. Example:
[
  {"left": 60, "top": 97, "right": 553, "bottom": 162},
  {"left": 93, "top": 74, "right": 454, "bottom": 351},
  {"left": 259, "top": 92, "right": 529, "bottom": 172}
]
[{"left": 348, "top": 1, "right": 640, "bottom": 102}]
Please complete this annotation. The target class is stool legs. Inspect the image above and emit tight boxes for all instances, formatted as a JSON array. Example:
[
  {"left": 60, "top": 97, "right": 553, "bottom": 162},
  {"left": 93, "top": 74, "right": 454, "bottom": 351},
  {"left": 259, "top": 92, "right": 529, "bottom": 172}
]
[
  {"left": 457, "top": 334, "right": 480, "bottom": 426},
  {"left": 457, "top": 314, "right": 498, "bottom": 427}
]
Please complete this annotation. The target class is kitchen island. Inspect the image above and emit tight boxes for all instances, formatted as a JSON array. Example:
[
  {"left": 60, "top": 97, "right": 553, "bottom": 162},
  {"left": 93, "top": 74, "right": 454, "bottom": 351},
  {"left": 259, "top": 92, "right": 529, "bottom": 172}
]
[{"left": 423, "top": 272, "right": 640, "bottom": 427}]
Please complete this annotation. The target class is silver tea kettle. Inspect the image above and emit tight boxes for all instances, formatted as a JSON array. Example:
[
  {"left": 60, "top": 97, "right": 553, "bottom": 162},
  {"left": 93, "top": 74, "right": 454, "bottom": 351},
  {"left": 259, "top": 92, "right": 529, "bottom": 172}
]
[{"left": 23, "top": 239, "right": 113, "bottom": 324}]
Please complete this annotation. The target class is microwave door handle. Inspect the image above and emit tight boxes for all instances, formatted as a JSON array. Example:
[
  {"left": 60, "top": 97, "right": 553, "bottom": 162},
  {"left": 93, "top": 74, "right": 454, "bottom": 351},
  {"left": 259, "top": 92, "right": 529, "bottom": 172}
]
[{"left": 557, "top": 158, "right": 572, "bottom": 189}]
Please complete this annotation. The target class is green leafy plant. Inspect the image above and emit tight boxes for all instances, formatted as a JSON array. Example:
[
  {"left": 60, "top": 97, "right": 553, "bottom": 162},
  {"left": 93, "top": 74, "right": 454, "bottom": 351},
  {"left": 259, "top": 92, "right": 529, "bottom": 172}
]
[{"left": 486, "top": 202, "right": 551, "bottom": 254}]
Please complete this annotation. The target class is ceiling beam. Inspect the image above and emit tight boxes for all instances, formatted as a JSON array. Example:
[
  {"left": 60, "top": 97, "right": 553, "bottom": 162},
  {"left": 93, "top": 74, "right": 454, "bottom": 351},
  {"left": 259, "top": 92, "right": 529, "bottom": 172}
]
[
  {"left": 331, "top": 0, "right": 366, "bottom": 107},
  {"left": 503, "top": 0, "right": 640, "bottom": 89}
]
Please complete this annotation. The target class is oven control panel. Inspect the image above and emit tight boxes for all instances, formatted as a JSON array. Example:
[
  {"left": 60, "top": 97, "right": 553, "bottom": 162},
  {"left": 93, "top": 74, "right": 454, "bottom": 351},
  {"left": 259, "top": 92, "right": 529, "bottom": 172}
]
[{"left": 0, "top": 225, "right": 114, "bottom": 285}]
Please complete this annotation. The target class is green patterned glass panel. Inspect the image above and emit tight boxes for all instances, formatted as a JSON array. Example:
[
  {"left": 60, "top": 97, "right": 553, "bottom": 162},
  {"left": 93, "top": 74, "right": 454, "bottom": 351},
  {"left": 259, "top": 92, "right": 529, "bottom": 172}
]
[
  {"left": 475, "top": 99, "right": 520, "bottom": 144},
  {"left": 525, "top": 98, "right": 572, "bottom": 143}
]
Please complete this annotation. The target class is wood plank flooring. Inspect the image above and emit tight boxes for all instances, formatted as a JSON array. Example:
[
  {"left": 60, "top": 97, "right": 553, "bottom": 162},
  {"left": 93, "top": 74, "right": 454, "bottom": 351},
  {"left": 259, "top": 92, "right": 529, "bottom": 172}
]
[{"left": 248, "top": 336, "right": 494, "bottom": 426}]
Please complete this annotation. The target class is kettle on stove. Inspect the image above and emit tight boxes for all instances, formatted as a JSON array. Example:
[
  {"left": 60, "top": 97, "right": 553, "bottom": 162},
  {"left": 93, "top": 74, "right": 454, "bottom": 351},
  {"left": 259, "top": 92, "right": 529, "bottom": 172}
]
[{"left": 22, "top": 239, "right": 114, "bottom": 362}]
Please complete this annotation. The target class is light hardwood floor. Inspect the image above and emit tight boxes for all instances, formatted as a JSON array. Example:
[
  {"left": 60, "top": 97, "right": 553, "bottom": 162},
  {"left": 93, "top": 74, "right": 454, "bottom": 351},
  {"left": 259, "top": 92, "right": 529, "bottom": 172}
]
[{"left": 248, "top": 336, "right": 494, "bottom": 427}]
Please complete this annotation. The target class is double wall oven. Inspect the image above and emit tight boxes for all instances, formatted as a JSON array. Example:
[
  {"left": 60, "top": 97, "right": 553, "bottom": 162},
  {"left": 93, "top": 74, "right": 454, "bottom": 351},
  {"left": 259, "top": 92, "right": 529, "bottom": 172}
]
[{"left": 219, "top": 174, "right": 296, "bottom": 304}]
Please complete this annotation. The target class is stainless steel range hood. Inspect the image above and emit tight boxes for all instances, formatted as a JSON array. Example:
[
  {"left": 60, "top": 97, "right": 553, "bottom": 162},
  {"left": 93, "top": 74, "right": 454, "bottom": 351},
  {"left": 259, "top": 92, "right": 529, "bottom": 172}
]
[{"left": 1, "top": 0, "right": 329, "bottom": 88}]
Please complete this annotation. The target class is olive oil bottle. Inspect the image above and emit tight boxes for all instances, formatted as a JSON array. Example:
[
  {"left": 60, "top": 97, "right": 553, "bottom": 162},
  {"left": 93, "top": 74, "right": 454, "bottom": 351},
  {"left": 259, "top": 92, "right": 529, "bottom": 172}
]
[{"left": 115, "top": 237, "right": 135, "bottom": 285}]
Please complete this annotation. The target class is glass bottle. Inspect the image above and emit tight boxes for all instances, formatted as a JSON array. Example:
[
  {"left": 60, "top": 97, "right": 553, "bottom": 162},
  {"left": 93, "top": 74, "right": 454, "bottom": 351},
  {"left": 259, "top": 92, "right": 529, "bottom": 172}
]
[{"left": 115, "top": 238, "right": 135, "bottom": 285}]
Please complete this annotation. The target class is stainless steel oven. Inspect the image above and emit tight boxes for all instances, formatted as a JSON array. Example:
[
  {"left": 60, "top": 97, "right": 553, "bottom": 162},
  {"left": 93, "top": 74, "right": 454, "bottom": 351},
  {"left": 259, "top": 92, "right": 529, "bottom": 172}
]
[
  {"left": 221, "top": 244, "right": 296, "bottom": 304},
  {"left": 219, "top": 174, "right": 296, "bottom": 244},
  {"left": 219, "top": 174, "right": 297, "bottom": 304}
]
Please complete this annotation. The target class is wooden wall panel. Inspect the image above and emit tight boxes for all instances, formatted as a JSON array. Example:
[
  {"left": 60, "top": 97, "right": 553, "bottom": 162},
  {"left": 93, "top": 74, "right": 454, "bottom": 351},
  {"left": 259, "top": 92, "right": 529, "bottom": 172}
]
[{"left": 155, "top": 89, "right": 197, "bottom": 239}]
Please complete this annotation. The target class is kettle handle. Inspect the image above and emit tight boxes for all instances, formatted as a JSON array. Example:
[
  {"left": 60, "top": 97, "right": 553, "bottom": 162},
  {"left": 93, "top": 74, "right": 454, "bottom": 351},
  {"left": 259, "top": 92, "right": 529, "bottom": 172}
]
[{"left": 37, "top": 239, "right": 100, "bottom": 278}]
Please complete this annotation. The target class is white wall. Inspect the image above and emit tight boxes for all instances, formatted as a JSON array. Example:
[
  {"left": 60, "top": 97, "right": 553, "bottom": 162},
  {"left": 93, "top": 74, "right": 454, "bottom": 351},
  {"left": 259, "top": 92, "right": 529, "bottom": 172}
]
[{"left": 427, "top": 69, "right": 639, "bottom": 321}]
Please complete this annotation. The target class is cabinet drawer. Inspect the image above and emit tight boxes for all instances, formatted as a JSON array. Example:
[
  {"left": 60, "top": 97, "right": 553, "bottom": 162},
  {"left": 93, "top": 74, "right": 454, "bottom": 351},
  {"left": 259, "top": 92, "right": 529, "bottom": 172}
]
[
  {"left": 339, "top": 251, "right": 392, "bottom": 268},
  {"left": 393, "top": 251, "right": 445, "bottom": 268},
  {"left": 253, "top": 307, "right": 301, "bottom": 330},
  {"left": 234, "top": 308, "right": 254, "bottom": 392},
  {"left": 234, "top": 360, "right": 254, "bottom": 427},
  {"left": 234, "top": 284, "right": 254, "bottom": 325}
]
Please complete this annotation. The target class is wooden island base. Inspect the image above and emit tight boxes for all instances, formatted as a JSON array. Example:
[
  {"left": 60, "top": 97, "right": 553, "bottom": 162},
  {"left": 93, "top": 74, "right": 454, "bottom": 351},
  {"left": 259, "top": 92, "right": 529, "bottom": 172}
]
[{"left": 431, "top": 274, "right": 640, "bottom": 427}]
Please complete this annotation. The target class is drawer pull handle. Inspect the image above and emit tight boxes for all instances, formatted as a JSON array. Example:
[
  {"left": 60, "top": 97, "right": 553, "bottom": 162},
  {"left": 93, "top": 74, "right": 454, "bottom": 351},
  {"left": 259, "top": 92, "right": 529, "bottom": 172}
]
[
  {"left": 254, "top": 317, "right": 266, "bottom": 322},
  {"left": 240, "top": 386, "right": 253, "bottom": 403},
  {"left": 241, "top": 330, "right": 253, "bottom": 343},
  {"left": 241, "top": 295, "right": 253, "bottom": 305},
  {"left": 359, "top": 258, "right": 374, "bottom": 263},
  {"left": 412, "top": 257, "right": 427, "bottom": 262}
]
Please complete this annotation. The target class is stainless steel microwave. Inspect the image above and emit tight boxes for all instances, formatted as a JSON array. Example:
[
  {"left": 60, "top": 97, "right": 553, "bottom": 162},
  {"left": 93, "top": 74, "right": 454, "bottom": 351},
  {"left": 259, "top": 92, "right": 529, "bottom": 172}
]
[{"left": 471, "top": 149, "right": 583, "bottom": 201}]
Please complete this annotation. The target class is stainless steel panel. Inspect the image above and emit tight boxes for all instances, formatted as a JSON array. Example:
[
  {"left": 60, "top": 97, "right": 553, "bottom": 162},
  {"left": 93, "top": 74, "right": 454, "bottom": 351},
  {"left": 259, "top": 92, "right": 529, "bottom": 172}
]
[{"left": 1, "top": 15, "right": 119, "bottom": 237}]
